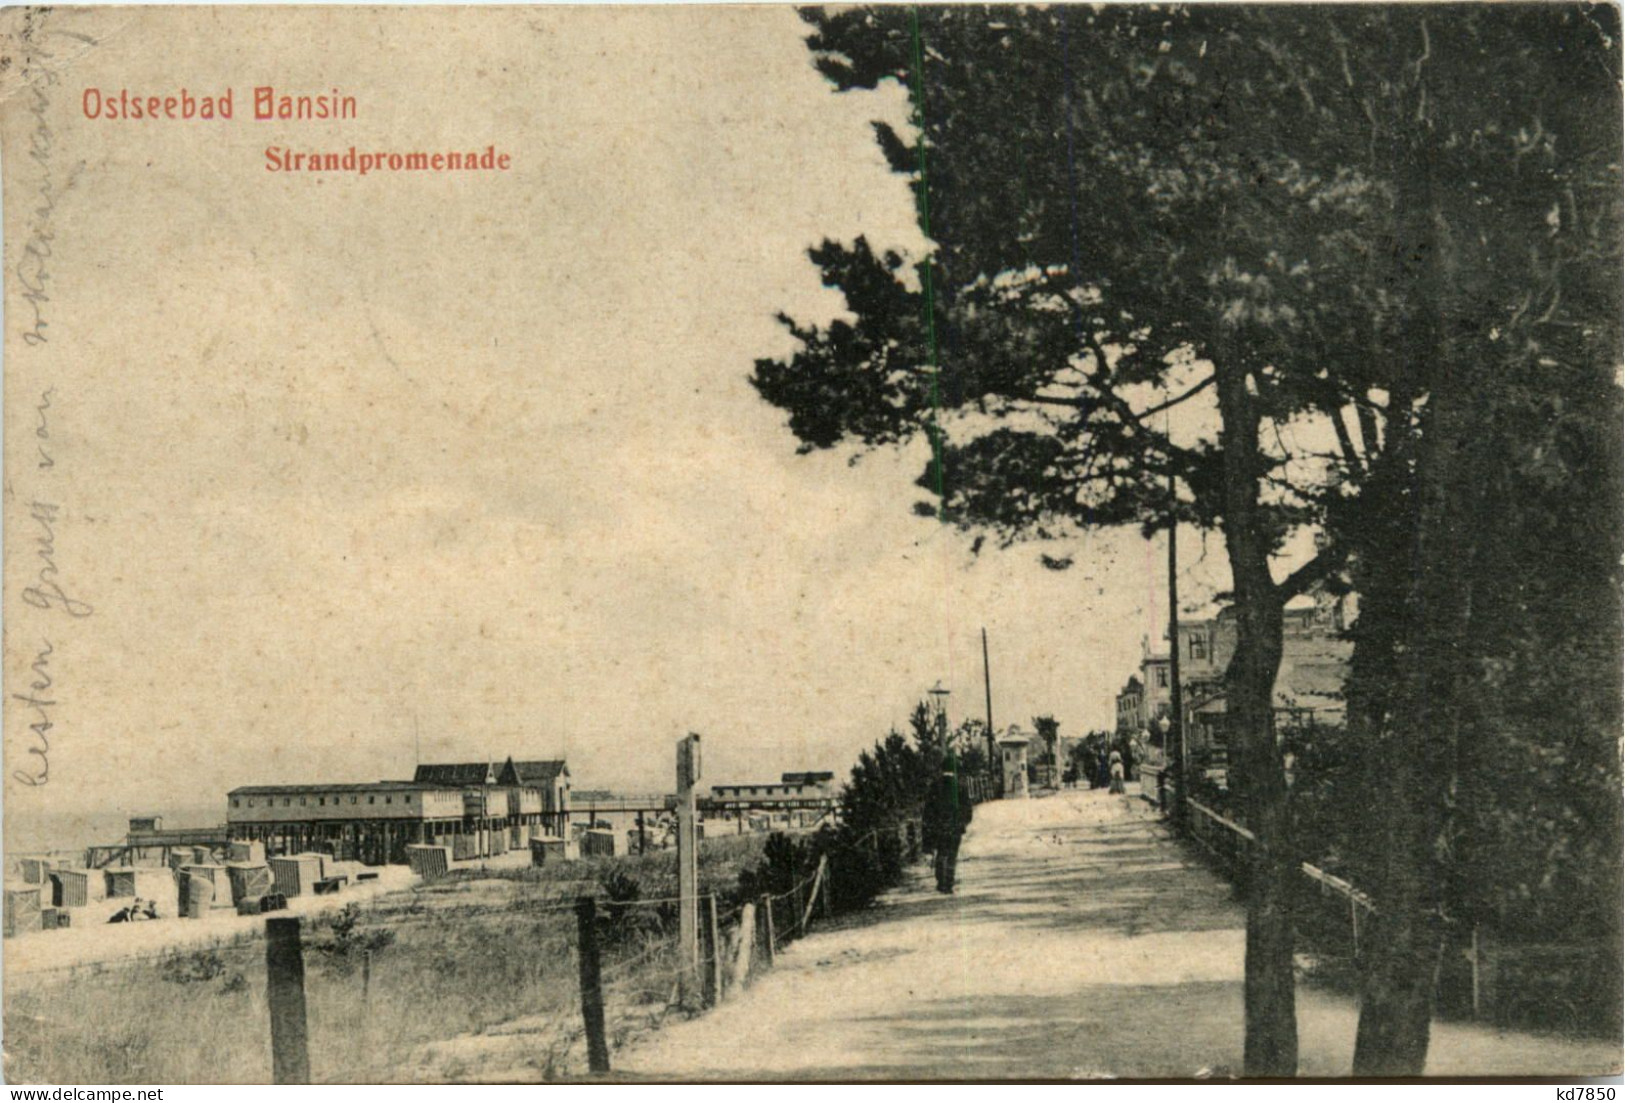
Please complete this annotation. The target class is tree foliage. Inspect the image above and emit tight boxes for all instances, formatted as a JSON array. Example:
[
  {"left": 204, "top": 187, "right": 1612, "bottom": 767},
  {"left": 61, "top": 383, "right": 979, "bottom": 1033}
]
[{"left": 756, "top": 3, "right": 1621, "bottom": 1074}]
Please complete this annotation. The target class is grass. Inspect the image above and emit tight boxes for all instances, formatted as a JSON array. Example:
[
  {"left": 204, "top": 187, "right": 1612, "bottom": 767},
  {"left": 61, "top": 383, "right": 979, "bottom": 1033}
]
[{"left": 3, "top": 834, "right": 770, "bottom": 1084}]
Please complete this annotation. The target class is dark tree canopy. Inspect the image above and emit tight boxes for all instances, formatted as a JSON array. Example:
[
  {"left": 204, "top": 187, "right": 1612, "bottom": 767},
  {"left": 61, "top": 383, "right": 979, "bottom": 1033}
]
[
  {"left": 755, "top": 3, "right": 1622, "bottom": 1076},
  {"left": 758, "top": 5, "right": 1620, "bottom": 558}
]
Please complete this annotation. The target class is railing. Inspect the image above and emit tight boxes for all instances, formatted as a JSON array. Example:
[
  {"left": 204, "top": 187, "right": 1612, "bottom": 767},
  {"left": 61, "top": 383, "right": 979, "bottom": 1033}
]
[
  {"left": 1186, "top": 797, "right": 1373, "bottom": 958},
  {"left": 1173, "top": 796, "right": 1611, "bottom": 1030}
]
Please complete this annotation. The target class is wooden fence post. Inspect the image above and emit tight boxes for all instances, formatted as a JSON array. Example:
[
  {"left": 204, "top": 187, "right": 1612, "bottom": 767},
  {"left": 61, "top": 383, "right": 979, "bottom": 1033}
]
[
  {"left": 1470, "top": 924, "right": 1499, "bottom": 1021},
  {"left": 799, "top": 856, "right": 826, "bottom": 935},
  {"left": 733, "top": 901, "right": 756, "bottom": 988},
  {"left": 362, "top": 948, "right": 372, "bottom": 1003},
  {"left": 760, "top": 894, "right": 776, "bottom": 967},
  {"left": 266, "top": 916, "right": 311, "bottom": 1085},
  {"left": 821, "top": 857, "right": 833, "bottom": 919},
  {"left": 701, "top": 894, "right": 722, "bottom": 1007},
  {"left": 575, "top": 896, "right": 610, "bottom": 1074}
]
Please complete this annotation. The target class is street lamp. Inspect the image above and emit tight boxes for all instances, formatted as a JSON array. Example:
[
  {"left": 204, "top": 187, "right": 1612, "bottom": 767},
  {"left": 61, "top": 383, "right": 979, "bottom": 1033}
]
[
  {"left": 928, "top": 680, "right": 951, "bottom": 743},
  {"left": 1156, "top": 713, "right": 1189, "bottom": 817}
]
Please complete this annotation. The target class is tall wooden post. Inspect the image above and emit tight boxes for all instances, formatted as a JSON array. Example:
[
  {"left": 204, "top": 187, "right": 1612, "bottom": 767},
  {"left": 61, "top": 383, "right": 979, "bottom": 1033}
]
[
  {"left": 575, "top": 896, "right": 610, "bottom": 1074},
  {"left": 676, "top": 733, "right": 702, "bottom": 1007},
  {"left": 266, "top": 917, "right": 311, "bottom": 1085}
]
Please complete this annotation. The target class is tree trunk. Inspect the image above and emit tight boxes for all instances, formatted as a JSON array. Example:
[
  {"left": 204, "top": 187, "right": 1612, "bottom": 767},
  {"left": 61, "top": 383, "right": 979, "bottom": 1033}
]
[
  {"left": 1351, "top": 621, "right": 1449, "bottom": 1076},
  {"left": 1344, "top": 458, "right": 1444, "bottom": 1074},
  {"left": 1352, "top": 120, "right": 1472, "bottom": 1077},
  {"left": 1234, "top": 593, "right": 1294, "bottom": 1078},
  {"left": 1215, "top": 356, "right": 1297, "bottom": 1077},
  {"left": 1345, "top": 357, "right": 1446, "bottom": 1076},
  {"left": 1351, "top": 408, "right": 1474, "bottom": 1073},
  {"left": 1351, "top": 851, "right": 1444, "bottom": 1074}
]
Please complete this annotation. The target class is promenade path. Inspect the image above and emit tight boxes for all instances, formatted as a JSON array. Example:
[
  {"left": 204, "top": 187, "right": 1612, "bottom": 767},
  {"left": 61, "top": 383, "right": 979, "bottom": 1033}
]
[{"left": 619, "top": 788, "right": 1620, "bottom": 1080}]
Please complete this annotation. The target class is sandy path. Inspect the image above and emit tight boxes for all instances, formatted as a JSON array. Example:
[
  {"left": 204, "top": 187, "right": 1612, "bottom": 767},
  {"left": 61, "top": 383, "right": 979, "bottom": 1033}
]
[{"left": 615, "top": 789, "right": 1619, "bottom": 1080}]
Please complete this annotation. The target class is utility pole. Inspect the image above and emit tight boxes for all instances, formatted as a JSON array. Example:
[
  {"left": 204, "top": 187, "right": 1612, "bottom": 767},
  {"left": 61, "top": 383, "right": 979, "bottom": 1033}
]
[
  {"left": 981, "top": 628, "right": 998, "bottom": 793},
  {"left": 1167, "top": 468, "right": 1187, "bottom": 833}
]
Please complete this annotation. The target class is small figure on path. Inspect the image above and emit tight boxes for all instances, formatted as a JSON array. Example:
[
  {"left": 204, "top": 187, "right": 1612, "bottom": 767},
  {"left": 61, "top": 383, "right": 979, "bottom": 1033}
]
[
  {"left": 1109, "top": 749, "right": 1125, "bottom": 795},
  {"left": 923, "top": 752, "right": 971, "bottom": 893}
]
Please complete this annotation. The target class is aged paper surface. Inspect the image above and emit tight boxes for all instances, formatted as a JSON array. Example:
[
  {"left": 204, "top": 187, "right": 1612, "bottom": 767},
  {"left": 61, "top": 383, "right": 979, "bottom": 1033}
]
[{"left": 1, "top": 4, "right": 1620, "bottom": 1084}]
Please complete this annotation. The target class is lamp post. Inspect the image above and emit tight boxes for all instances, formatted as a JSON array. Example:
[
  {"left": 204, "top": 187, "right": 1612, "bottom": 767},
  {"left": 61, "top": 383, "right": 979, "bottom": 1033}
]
[
  {"left": 1166, "top": 465, "right": 1188, "bottom": 835},
  {"left": 928, "top": 680, "right": 951, "bottom": 744}
]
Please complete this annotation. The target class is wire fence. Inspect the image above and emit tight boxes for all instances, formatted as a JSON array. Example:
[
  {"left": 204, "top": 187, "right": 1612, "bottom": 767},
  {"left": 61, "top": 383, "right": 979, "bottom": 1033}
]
[
  {"left": 2, "top": 828, "right": 867, "bottom": 1084},
  {"left": 6, "top": 795, "right": 988, "bottom": 1085}
]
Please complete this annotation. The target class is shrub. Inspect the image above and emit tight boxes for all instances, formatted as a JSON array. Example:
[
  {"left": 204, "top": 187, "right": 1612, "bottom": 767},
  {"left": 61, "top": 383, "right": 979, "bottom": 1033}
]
[
  {"left": 597, "top": 868, "right": 671, "bottom": 946},
  {"left": 157, "top": 949, "right": 228, "bottom": 985},
  {"left": 730, "top": 698, "right": 989, "bottom": 938},
  {"left": 308, "top": 903, "right": 397, "bottom": 974}
]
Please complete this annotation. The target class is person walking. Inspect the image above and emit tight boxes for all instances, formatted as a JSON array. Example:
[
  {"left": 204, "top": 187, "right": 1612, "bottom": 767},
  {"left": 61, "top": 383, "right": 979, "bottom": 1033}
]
[
  {"left": 1109, "top": 748, "right": 1126, "bottom": 795},
  {"left": 923, "top": 752, "right": 971, "bottom": 893}
]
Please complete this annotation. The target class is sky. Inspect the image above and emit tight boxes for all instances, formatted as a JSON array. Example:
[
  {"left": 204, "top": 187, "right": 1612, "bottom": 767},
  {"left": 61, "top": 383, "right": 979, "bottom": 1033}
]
[{"left": 3, "top": 7, "right": 1237, "bottom": 835}]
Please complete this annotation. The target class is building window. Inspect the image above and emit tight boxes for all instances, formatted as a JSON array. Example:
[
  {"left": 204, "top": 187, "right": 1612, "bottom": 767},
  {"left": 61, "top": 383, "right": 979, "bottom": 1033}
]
[
  {"left": 1156, "top": 668, "right": 1169, "bottom": 688},
  {"left": 283, "top": 798, "right": 291, "bottom": 807},
  {"left": 232, "top": 798, "right": 240, "bottom": 808},
  {"left": 299, "top": 797, "right": 307, "bottom": 807},
  {"left": 350, "top": 796, "right": 358, "bottom": 805},
  {"left": 405, "top": 795, "right": 413, "bottom": 804},
  {"left": 1190, "top": 636, "right": 1206, "bottom": 661},
  {"left": 369, "top": 796, "right": 375, "bottom": 804},
  {"left": 247, "top": 799, "right": 255, "bottom": 808},
  {"left": 318, "top": 797, "right": 325, "bottom": 806},
  {"left": 386, "top": 796, "right": 393, "bottom": 804}
]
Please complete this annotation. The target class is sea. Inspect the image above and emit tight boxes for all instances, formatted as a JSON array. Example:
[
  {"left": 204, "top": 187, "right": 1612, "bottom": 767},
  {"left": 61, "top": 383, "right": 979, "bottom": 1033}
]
[{"left": 4, "top": 804, "right": 224, "bottom": 859}]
